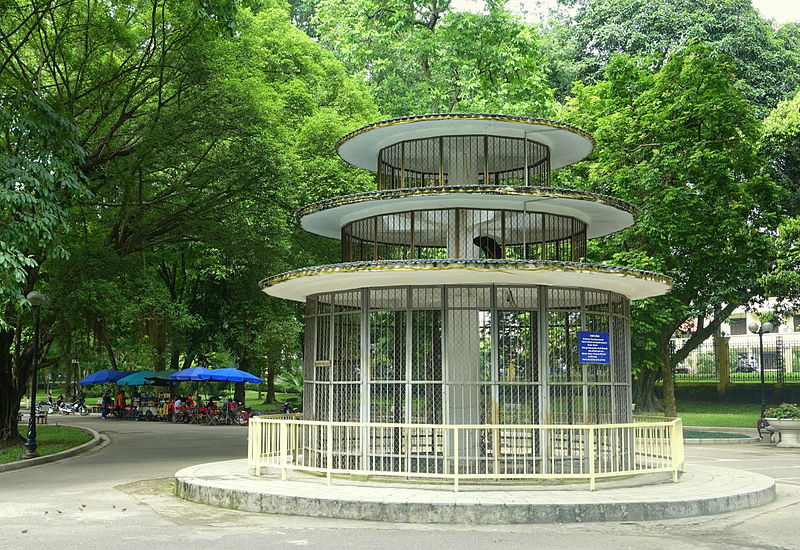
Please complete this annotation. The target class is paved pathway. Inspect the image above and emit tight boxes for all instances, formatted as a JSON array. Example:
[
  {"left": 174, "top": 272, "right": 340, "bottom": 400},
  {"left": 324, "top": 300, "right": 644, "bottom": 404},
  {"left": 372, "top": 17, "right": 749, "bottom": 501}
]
[{"left": 1, "top": 417, "right": 799, "bottom": 549}]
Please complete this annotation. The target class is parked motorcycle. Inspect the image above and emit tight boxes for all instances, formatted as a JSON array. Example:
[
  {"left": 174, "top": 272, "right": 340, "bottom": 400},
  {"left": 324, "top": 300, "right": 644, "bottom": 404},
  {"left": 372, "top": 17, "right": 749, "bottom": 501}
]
[
  {"left": 58, "top": 396, "right": 89, "bottom": 416},
  {"left": 36, "top": 396, "right": 55, "bottom": 415}
]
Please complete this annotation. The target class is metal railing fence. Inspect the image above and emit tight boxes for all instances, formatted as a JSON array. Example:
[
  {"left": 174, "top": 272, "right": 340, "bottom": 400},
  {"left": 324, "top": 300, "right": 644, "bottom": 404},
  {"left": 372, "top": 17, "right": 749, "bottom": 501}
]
[
  {"left": 672, "top": 335, "right": 800, "bottom": 384},
  {"left": 248, "top": 416, "right": 684, "bottom": 491}
]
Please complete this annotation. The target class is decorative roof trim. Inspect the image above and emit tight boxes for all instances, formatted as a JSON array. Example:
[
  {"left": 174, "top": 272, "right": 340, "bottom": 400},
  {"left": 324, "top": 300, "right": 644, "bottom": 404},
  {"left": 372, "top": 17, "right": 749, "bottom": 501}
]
[
  {"left": 335, "top": 113, "right": 596, "bottom": 153},
  {"left": 259, "top": 259, "right": 672, "bottom": 290},
  {"left": 295, "top": 185, "right": 639, "bottom": 223}
]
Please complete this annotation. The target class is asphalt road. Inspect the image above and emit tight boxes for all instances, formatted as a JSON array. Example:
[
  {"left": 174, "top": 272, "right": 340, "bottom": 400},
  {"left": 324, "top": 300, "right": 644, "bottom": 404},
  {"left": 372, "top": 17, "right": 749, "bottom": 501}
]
[{"left": 1, "top": 416, "right": 799, "bottom": 550}]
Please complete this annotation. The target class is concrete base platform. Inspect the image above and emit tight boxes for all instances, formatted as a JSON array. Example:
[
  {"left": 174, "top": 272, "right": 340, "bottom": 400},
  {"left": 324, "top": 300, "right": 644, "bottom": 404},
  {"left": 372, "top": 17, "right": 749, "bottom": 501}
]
[{"left": 175, "top": 460, "right": 776, "bottom": 524}]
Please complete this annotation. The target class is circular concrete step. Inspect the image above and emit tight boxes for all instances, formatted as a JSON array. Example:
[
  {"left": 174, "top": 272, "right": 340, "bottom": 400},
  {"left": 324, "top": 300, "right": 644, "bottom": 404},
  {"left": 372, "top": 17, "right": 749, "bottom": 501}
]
[{"left": 175, "top": 460, "right": 775, "bottom": 524}]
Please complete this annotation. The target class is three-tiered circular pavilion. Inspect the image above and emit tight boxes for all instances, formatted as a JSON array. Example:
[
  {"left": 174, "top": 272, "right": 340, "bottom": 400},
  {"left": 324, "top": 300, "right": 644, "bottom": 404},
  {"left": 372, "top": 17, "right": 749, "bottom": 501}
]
[{"left": 255, "top": 114, "right": 679, "bottom": 488}]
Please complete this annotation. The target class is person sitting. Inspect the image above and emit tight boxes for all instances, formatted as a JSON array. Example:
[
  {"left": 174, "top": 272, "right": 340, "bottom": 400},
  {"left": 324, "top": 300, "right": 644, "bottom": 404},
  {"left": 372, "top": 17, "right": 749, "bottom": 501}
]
[
  {"left": 56, "top": 395, "right": 65, "bottom": 409},
  {"left": 101, "top": 391, "right": 112, "bottom": 419}
]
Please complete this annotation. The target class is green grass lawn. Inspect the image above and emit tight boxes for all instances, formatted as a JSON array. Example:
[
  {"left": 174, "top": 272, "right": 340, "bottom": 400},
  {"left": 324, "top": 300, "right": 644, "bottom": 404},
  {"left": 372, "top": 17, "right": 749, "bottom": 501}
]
[
  {"left": 677, "top": 401, "right": 759, "bottom": 428},
  {"left": 0, "top": 425, "right": 92, "bottom": 465},
  {"left": 244, "top": 390, "right": 300, "bottom": 413},
  {"left": 683, "top": 429, "right": 750, "bottom": 439},
  {"left": 641, "top": 402, "right": 759, "bottom": 428}
]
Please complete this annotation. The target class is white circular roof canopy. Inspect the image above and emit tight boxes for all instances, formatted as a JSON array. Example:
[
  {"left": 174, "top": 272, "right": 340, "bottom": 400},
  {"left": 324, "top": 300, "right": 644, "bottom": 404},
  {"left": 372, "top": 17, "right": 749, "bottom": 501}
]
[
  {"left": 298, "top": 187, "right": 638, "bottom": 240},
  {"left": 336, "top": 114, "right": 595, "bottom": 172},
  {"left": 260, "top": 260, "right": 672, "bottom": 302}
]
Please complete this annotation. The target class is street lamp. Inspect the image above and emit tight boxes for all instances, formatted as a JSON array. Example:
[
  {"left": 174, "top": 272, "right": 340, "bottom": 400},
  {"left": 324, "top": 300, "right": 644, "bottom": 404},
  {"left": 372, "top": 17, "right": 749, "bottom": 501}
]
[
  {"left": 22, "top": 291, "right": 46, "bottom": 460},
  {"left": 749, "top": 321, "right": 774, "bottom": 418}
]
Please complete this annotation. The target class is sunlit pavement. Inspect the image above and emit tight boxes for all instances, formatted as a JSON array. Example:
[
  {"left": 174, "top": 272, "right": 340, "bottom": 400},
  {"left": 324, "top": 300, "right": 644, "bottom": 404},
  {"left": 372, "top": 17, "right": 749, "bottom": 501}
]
[{"left": 1, "top": 416, "right": 798, "bottom": 550}]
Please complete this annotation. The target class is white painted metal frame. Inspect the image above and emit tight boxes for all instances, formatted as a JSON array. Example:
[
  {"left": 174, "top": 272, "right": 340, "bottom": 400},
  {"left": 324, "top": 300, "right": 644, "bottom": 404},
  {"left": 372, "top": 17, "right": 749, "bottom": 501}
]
[{"left": 248, "top": 416, "right": 685, "bottom": 491}]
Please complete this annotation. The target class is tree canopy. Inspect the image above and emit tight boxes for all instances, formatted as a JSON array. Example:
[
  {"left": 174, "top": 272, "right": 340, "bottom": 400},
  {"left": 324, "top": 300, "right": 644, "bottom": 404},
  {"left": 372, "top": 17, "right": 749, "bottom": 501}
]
[
  {"left": 547, "top": 0, "right": 800, "bottom": 112},
  {"left": 0, "top": 0, "right": 377, "bottom": 447},
  {"left": 556, "top": 45, "right": 782, "bottom": 412},
  {"left": 1, "top": 0, "right": 799, "bottom": 446}
]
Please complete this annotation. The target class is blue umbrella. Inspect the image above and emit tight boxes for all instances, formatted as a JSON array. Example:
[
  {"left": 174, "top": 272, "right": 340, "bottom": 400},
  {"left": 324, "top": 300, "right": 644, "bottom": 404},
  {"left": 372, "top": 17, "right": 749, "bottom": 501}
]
[
  {"left": 199, "top": 367, "right": 263, "bottom": 384},
  {"left": 78, "top": 369, "right": 135, "bottom": 385},
  {"left": 168, "top": 366, "right": 211, "bottom": 381},
  {"left": 116, "top": 370, "right": 156, "bottom": 386}
]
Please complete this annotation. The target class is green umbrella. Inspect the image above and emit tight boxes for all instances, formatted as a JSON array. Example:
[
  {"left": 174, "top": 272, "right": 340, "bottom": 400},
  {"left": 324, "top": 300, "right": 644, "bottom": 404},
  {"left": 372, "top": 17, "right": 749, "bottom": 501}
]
[
  {"left": 116, "top": 370, "right": 156, "bottom": 386},
  {"left": 144, "top": 369, "right": 178, "bottom": 385}
]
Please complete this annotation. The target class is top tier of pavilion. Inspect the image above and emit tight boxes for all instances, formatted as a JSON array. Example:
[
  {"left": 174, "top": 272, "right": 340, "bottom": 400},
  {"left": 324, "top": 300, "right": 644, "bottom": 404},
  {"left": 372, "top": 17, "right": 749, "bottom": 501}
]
[{"left": 299, "top": 113, "right": 636, "bottom": 242}]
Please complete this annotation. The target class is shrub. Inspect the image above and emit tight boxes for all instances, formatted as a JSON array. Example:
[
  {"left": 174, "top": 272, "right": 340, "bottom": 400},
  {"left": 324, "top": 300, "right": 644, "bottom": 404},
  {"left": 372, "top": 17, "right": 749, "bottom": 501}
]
[{"left": 764, "top": 402, "right": 800, "bottom": 419}]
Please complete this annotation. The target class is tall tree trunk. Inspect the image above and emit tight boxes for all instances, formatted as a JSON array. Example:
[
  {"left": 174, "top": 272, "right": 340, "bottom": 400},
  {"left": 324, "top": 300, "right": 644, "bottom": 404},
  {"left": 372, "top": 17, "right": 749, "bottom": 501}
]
[
  {"left": 659, "top": 334, "right": 677, "bottom": 417},
  {"left": 64, "top": 357, "right": 72, "bottom": 399},
  {"left": 0, "top": 328, "right": 25, "bottom": 449},
  {"left": 235, "top": 357, "right": 248, "bottom": 405},
  {"left": 265, "top": 358, "right": 276, "bottom": 404},
  {"left": 169, "top": 340, "right": 180, "bottom": 370},
  {"left": 234, "top": 382, "right": 245, "bottom": 405},
  {"left": 632, "top": 367, "right": 661, "bottom": 412}
]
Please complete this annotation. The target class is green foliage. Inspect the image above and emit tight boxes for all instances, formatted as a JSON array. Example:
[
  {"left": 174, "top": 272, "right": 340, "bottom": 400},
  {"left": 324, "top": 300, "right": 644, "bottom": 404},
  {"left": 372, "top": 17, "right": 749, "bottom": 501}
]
[
  {"left": 0, "top": 91, "right": 89, "bottom": 316},
  {"left": 0, "top": 0, "right": 378, "bottom": 437},
  {"left": 549, "top": 0, "right": 800, "bottom": 112},
  {"left": 759, "top": 91, "right": 800, "bottom": 305},
  {"left": 314, "top": 0, "right": 555, "bottom": 116},
  {"left": 558, "top": 45, "right": 780, "bottom": 406}
]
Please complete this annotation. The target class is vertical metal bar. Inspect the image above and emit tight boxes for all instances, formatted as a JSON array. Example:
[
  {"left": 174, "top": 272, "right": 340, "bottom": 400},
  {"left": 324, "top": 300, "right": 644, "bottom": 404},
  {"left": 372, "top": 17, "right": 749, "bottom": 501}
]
[
  {"left": 483, "top": 135, "right": 489, "bottom": 185},
  {"left": 410, "top": 211, "right": 416, "bottom": 259},
  {"left": 537, "top": 285, "right": 550, "bottom": 474},
  {"left": 541, "top": 213, "right": 547, "bottom": 260},
  {"left": 373, "top": 216, "right": 378, "bottom": 261},
  {"left": 489, "top": 285, "right": 500, "bottom": 475},
  {"left": 361, "top": 288, "right": 370, "bottom": 465},
  {"left": 455, "top": 209, "right": 461, "bottom": 258},
  {"left": 588, "top": 426, "right": 596, "bottom": 490},
  {"left": 580, "top": 290, "right": 589, "bottom": 423},
  {"left": 326, "top": 423, "right": 333, "bottom": 484},
  {"left": 439, "top": 136, "right": 445, "bottom": 186},
  {"left": 524, "top": 134, "right": 529, "bottom": 186},
  {"left": 441, "top": 286, "right": 450, "bottom": 425},
  {"left": 280, "top": 421, "right": 288, "bottom": 480},
  {"left": 401, "top": 142, "right": 406, "bottom": 188},
  {"left": 501, "top": 211, "right": 506, "bottom": 259},
  {"left": 405, "top": 286, "right": 413, "bottom": 427},
  {"left": 453, "top": 427, "right": 460, "bottom": 492}
]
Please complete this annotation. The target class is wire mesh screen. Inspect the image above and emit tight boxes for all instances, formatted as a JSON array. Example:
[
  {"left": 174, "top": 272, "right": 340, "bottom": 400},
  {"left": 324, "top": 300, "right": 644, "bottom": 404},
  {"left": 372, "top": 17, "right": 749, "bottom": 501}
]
[
  {"left": 342, "top": 208, "right": 587, "bottom": 262},
  {"left": 377, "top": 135, "right": 551, "bottom": 189},
  {"left": 305, "top": 285, "right": 630, "bottom": 426}
]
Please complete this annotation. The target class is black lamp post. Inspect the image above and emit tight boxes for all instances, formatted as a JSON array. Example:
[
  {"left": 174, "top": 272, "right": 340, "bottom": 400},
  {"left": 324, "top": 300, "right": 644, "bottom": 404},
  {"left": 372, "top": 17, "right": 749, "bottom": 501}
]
[
  {"left": 22, "top": 291, "right": 46, "bottom": 459},
  {"left": 749, "top": 321, "right": 774, "bottom": 419}
]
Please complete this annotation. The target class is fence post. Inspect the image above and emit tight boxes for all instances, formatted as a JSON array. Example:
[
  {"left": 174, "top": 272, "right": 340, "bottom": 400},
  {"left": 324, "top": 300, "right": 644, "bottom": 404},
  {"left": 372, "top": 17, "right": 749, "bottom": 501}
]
[
  {"left": 453, "top": 428, "right": 460, "bottom": 492},
  {"left": 255, "top": 420, "right": 262, "bottom": 476},
  {"left": 326, "top": 423, "right": 333, "bottom": 485},
  {"left": 280, "top": 421, "right": 288, "bottom": 480},
  {"left": 670, "top": 418, "right": 685, "bottom": 480},
  {"left": 588, "top": 427, "right": 596, "bottom": 491}
]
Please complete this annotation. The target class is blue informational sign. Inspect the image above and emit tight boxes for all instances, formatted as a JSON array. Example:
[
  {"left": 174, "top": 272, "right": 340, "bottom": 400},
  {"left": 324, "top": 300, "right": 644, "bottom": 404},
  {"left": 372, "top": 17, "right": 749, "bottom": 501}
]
[{"left": 578, "top": 331, "right": 611, "bottom": 364}]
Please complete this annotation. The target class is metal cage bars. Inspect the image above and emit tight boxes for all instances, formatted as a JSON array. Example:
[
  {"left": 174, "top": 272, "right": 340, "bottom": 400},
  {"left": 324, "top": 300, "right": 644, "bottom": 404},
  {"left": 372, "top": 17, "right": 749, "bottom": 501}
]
[
  {"left": 376, "top": 135, "right": 551, "bottom": 190},
  {"left": 304, "top": 285, "right": 631, "bottom": 430},
  {"left": 341, "top": 208, "right": 588, "bottom": 263}
]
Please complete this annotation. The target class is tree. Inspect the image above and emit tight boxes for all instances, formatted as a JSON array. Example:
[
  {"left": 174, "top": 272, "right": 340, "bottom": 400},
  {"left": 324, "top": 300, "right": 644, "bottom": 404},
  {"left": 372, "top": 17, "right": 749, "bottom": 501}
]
[
  {"left": 558, "top": 45, "right": 780, "bottom": 414},
  {"left": 546, "top": 0, "right": 800, "bottom": 112},
  {"left": 0, "top": 91, "right": 88, "bottom": 447},
  {"left": 314, "top": 0, "right": 555, "bottom": 116},
  {"left": 760, "top": 90, "right": 800, "bottom": 304},
  {"left": 0, "top": 0, "right": 377, "bottom": 447}
]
